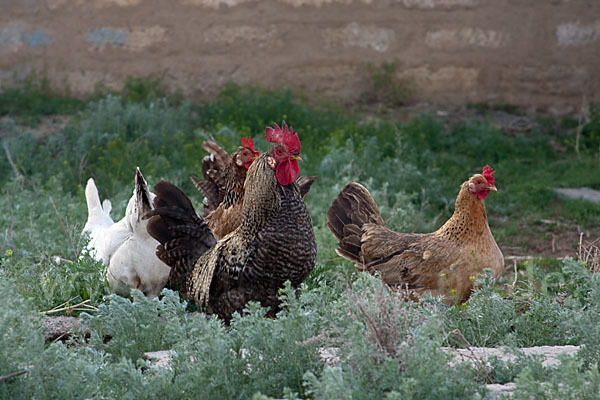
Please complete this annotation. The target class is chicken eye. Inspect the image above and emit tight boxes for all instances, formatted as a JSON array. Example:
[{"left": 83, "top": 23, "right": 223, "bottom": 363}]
[{"left": 476, "top": 180, "right": 482, "bottom": 185}]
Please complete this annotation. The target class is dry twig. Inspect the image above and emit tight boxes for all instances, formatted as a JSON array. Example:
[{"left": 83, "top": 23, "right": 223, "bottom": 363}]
[
  {"left": 3, "top": 141, "right": 26, "bottom": 188},
  {"left": 1, "top": 190, "right": 15, "bottom": 253},
  {"left": 574, "top": 97, "right": 589, "bottom": 158},
  {"left": 443, "top": 320, "right": 494, "bottom": 384},
  {"left": 43, "top": 298, "right": 99, "bottom": 315},
  {"left": 511, "top": 258, "right": 518, "bottom": 288},
  {"left": 577, "top": 233, "right": 600, "bottom": 273},
  {"left": 0, "top": 368, "right": 29, "bottom": 383}
]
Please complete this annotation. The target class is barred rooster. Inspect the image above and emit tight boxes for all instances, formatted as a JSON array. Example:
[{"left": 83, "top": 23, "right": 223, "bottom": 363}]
[
  {"left": 191, "top": 137, "right": 259, "bottom": 239},
  {"left": 191, "top": 137, "right": 317, "bottom": 240},
  {"left": 327, "top": 166, "right": 504, "bottom": 304},
  {"left": 145, "top": 122, "right": 317, "bottom": 321}
]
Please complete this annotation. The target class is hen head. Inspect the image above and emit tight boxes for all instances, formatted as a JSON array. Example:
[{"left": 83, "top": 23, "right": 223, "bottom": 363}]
[
  {"left": 234, "top": 137, "right": 260, "bottom": 169},
  {"left": 265, "top": 121, "right": 302, "bottom": 186},
  {"left": 468, "top": 165, "right": 497, "bottom": 200}
]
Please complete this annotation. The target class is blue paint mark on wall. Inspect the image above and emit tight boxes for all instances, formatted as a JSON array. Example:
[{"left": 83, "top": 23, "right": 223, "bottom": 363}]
[
  {"left": 0, "top": 25, "right": 53, "bottom": 49},
  {"left": 85, "top": 28, "right": 129, "bottom": 49},
  {"left": 29, "top": 29, "right": 52, "bottom": 48}
]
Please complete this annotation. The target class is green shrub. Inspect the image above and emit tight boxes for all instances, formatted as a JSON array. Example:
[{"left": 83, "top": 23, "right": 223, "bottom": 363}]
[
  {"left": 1, "top": 79, "right": 600, "bottom": 399},
  {"left": 362, "top": 62, "right": 414, "bottom": 107},
  {"left": 0, "top": 71, "right": 85, "bottom": 124}
]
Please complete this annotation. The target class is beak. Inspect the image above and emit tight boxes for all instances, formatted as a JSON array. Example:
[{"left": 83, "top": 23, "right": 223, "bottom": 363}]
[
  {"left": 290, "top": 155, "right": 303, "bottom": 161},
  {"left": 488, "top": 185, "right": 497, "bottom": 191}
]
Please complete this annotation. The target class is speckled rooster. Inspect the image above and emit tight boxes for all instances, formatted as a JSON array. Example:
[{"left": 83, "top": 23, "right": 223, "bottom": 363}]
[
  {"left": 190, "top": 137, "right": 260, "bottom": 239},
  {"left": 327, "top": 166, "right": 504, "bottom": 304},
  {"left": 145, "top": 122, "right": 317, "bottom": 321},
  {"left": 191, "top": 137, "right": 317, "bottom": 240}
]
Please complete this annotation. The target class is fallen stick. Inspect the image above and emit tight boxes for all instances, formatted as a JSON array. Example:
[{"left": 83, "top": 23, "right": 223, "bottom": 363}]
[{"left": 0, "top": 369, "right": 29, "bottom": 383}]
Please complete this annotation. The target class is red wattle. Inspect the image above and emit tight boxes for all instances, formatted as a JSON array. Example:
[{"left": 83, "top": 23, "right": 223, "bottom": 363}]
[
  {"left": 477, "top": 190, "right": 489, "bottom": 200},
  {"left": 276, "top": 160, "right": 299, "bottom": 186}
]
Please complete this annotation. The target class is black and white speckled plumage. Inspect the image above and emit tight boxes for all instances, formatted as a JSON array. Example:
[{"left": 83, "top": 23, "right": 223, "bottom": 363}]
[{"left": 146, "top": 147, "right": 317, "bottom": 322}]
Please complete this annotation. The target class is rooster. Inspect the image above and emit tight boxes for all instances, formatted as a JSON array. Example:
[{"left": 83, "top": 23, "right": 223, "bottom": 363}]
[
  {"left": 327, "top": 166, "right": 504, "bottom": 304},
  {"left": 191, "top": 137, "right": 317, "bottom": 240},
  {"left": 190, "top": 137, "right": 260, "bottom": 239},
  {"left": 145, "top": 122, "right": 317, "bottom": 321},
  {"left": 82, "top": 168, "right": 170, "bottom": 298}
]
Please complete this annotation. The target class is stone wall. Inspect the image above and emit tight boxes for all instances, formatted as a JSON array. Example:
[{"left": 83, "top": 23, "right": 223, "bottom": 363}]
[{"left": 1, "top": 0, "right": 598, "bottom": 112}]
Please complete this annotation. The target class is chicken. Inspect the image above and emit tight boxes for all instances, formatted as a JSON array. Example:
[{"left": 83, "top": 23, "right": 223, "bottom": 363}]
[
  {"left": 191, "top": 137, "right": 259, "bottom": 218},
  {"left": 296, "top": 175, "right": 318, "bottom": 200},
  {"left": 191, "top": 137, "right": 317, "bottom": 240},
  {"left": 82, "top": 168, "right": 170, "bottom": 298},
  {"left": 190, "top": 137, "right": 259, "bottom": 239},
  {"left": 82, "top": 178, "right": 117, "bottom": 263},
  {"left": 145, "top": 122, "right": 317, "bottom": 321},
  {"left": 327, "top": 166, "right": 504, "bottom": 304}
]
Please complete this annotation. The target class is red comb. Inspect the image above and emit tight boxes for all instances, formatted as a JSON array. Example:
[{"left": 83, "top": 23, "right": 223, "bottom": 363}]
[
  {"left": 241, "top": 136, "right": 260, "bottom": 156},
  {"left": 482, "top": 165, "right": 495, "bottom": 185},
  {"left": 265, "top": 121, "right": 301, "bottom": 154}
]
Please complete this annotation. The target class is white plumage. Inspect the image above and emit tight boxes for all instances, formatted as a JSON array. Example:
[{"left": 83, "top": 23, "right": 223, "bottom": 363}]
[{"left": 82, "top": 168, "right": 170, "bottom": 298}]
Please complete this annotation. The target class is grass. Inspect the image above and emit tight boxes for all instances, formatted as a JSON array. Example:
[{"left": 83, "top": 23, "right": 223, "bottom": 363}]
[
  {"left": 1, "top": 75, "right": 600, "bottom": 398},
  {"left": 0, "top": 71, "right": 85, "bottom": 125},
  {"left": 362, "top": 61, "right": 414, "bottom": 108}
]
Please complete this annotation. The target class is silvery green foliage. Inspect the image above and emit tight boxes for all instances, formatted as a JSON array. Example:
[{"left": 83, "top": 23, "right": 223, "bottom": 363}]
[
  {"left": 2, "top": 84, "right": 600, "bottom": 399},
  {"left": 303, "top": 274, "right": 482, "bottom": 399},
  {"left": 513, "top": 356, "right": 600, "bottom": 400},
  {"left": 0, "top": 179, "right": 111, "bottom": 311},
  {"left": 445, "top": 260, "right": 600, "bottom": 351},
  {"left": 83, "top": 289, "right": 189, "bottom": 361}
]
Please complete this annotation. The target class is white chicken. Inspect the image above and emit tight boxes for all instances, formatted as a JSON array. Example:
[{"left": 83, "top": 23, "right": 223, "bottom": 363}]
[{"left": 82, "top": 168, "right": 170, "bottom": 298}]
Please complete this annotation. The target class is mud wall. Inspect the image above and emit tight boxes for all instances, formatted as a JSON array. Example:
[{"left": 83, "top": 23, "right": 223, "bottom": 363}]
[{"left": 1, "top": 0, "right": 599, "bottom": 112}]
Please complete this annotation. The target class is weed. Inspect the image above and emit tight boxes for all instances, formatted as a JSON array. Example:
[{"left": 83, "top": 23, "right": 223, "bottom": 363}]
[
  {"left": 0, "top": 71, "right": 85, "bottom": 124},
  {"left": 362, "top": 62, "right": 414, "bottom": 107},
  {"left": 467, "top": 102, "right": 525, "bottom": 116},
  {"left": 579, "top": 103, "right": 600, "bottom": 152}
]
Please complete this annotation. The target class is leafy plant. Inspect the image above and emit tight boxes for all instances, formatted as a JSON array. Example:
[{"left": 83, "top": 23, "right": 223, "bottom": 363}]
[
  {"left": 362, "top": 62, "right": 414, "bottom": 107},
  {"left": 1, "top": 77, "right": 600, "bottom": 399},
  {"left": 0, "top": 71, "right": 85, "bottom": 124}
]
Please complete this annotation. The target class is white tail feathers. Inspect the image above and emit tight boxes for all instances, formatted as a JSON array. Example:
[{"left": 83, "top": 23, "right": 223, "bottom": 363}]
[
  {"left": 85, "top": 178, "right": 102, "bottom": 214},
  {"left": 82, "top": 168, "right": 169, "bottom": 298},
  {"left": 102, "top": 199, "right": 112, "bottom": 215}
]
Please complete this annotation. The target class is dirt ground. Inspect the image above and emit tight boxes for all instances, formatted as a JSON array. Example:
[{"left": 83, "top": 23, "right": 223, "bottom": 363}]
[{"left": 499, "top": 220, "right": 599, "bottom": 260}]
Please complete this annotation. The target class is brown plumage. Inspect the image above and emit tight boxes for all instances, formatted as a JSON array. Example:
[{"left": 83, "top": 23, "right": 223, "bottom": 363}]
[
  {"left": 327, "top": 166, "right": 504, "bottom": 304},
  {"left": 190, "top": 138, "right": 259, "bottom": 239},
  {"left": 146, "top": 123, "right": 317, "bottom": 321},
  {"left": 190, "top": 140, "right": 230, "bottom": 217},
  {"left": 191, "top": 140, "right": 317, "bottom": 240}
]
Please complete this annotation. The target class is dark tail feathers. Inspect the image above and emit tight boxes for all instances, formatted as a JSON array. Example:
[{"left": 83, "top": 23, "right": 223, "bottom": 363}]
[
  {"left": 190, "top": 174, "right": 221, "bottom": 217},
  {"left": 145, "top": 180, "right": 217, "bottom": 290},
  {"left": 326, "top": 182, "right": 384, "bottom": 263},
  {"left": 296, "top": 176, "right": 318, "bottom": 200},
  {"left": 190, "top": 140, "right": 229, "bottom": 217}
]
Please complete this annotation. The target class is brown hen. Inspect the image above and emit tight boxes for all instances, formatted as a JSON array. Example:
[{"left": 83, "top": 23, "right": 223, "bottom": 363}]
[
  {"left": 146, "top": 122, "right": 317, "bottom": 321},
  {"left": 191, "top": 138, "right": 317, "bottom": 240},
  {"left": 327, "top": 166, "right": 504, "bottom": 304},
  {"left": 190, "top": 138, "right": 259, "bottom": 239}
]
